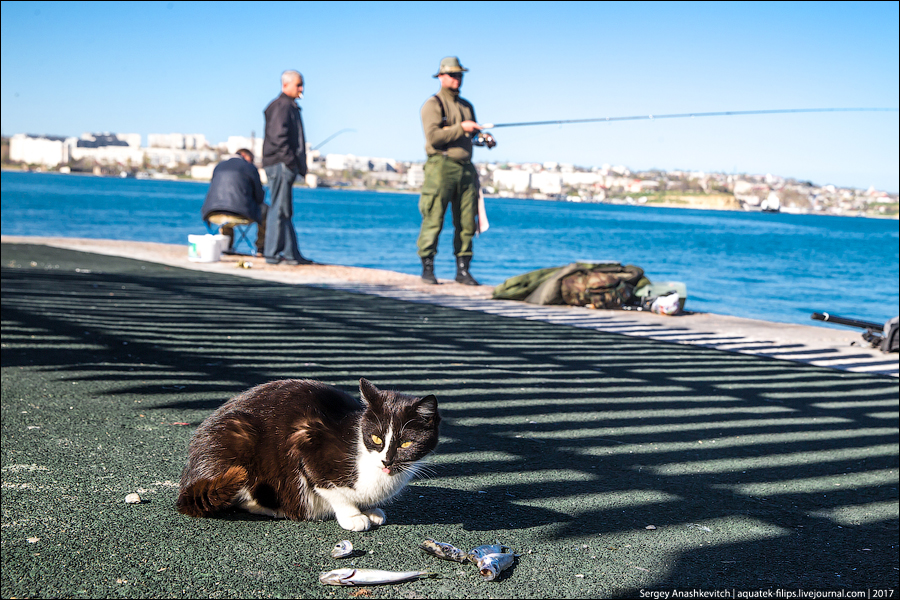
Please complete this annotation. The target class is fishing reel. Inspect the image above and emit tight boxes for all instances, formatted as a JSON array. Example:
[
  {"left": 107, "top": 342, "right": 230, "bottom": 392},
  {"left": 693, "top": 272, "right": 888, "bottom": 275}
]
[{"left": 473, "top": 132, "right": 497, "bottom": 149}]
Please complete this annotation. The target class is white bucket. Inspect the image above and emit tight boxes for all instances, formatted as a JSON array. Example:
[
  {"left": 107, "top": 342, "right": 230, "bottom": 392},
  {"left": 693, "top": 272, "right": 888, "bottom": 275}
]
[
  {"left": 188, "top": 234, "right": 222, "bottom": 263},
  {"left": 213, "top": 234, "right": 230, "bottom": 255}
]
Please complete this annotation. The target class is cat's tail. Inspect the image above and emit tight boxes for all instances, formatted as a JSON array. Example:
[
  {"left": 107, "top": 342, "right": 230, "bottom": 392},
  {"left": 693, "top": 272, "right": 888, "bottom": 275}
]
[{"left": 176, "top": 465, "right": 249, "bottom": 517}]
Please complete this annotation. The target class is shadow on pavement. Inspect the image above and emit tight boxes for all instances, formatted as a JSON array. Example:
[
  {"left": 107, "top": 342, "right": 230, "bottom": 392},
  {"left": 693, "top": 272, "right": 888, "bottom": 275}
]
[{"left": 2, "top": 243, "right": 897, "bottom": 598}]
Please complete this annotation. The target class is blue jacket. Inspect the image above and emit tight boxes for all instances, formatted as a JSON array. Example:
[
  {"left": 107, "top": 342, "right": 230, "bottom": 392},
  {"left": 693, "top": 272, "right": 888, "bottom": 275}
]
[{"left": 201, "top": 157, "right": 265, "bottom": 223}]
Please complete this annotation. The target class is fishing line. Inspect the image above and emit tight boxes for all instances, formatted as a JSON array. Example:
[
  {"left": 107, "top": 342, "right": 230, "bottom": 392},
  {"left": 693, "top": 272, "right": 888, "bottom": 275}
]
[
  {"left": 312, "top": 128, "right": 356, "bottom": 151},
  {"left": 479, "top": 107, "right": 898, "bottom": 130}
]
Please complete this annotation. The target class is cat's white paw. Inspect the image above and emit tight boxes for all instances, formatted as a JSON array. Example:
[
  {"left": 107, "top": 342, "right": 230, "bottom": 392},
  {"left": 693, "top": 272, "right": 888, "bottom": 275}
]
[
  {"left": 363, "top": 508, "right": 386, "bottom": 526},
  {"left": 337, "top": 512, "right": 375, "bottom": 532}
]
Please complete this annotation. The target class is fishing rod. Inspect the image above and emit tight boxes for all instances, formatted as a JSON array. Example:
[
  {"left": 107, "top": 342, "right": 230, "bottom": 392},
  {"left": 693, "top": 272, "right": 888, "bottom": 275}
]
[
  {"left": 312, "top": 128, "right": 356, "bottom": 151},
  {"left": 479, "top": 107, "right": 898, "bottom": 130}
]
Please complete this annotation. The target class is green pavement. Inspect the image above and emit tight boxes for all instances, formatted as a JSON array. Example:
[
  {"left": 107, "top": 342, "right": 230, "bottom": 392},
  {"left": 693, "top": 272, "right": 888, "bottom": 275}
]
[{"left": 2, "top": 242, "right": 898, "bottom": 599}]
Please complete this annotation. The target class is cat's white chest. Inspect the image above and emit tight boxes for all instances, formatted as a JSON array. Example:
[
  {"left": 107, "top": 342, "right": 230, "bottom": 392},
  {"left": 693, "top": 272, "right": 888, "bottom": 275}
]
[{"left": 309, "top": 427, "right": 410, "bottom": 519}]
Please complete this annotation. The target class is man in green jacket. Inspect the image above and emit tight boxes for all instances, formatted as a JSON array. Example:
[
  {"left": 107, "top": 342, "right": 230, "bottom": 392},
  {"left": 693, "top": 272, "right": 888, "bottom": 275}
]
[{"left": 416, "top": 56, "right": 487, "bottom": 285}]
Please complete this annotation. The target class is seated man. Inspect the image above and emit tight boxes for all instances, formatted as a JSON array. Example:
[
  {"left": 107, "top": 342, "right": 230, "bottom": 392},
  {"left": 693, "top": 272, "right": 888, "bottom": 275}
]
[{"left": 201, "top": 148, "right": 267, "bottom": 255}]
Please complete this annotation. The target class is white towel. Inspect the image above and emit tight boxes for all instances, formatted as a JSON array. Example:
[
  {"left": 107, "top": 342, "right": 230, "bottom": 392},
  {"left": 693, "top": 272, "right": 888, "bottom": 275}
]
[{"left": 476, "top": 189, "right": 490, "bottom": 235}]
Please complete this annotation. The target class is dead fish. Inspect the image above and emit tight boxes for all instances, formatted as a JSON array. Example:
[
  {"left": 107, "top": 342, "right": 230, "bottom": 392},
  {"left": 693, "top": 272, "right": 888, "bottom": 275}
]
[
  {"left": 467, "top": 543, "right": 513, "bottom": 563},
  {"left": 330, "top": 540, "right": 354, "bottom": 558},
  {"left": 419, "top": 538, "right": 469, "bottom": 563},
  {"left": 319, "top": 568, "right": 436, "bottom": 586},
  {"left": 477, "top": 552, "right": 516, "bottom": 581}
]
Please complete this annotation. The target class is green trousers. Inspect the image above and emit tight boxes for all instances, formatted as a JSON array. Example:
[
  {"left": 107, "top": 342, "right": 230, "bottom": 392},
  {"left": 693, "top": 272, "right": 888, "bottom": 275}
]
[{"left": 416, "top": 154, "right": 478, "bottom": 259}]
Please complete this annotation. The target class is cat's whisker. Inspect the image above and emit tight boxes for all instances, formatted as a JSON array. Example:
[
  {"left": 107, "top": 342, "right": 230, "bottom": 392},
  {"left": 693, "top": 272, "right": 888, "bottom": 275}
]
[{"left": 410, "top": 464, "right": 439, "bottom": 481}]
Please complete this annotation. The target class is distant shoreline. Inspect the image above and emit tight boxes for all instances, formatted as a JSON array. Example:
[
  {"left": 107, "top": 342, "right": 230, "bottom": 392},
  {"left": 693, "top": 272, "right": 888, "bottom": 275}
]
[{"left": 4, "top": 168, "right": 896, "bottom": 220}]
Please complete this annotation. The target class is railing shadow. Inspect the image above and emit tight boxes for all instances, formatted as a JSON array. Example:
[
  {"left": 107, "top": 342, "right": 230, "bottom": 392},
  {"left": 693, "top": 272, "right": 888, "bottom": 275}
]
[{"left": 2, "top": 242, "right": 897, "bottom": 596}]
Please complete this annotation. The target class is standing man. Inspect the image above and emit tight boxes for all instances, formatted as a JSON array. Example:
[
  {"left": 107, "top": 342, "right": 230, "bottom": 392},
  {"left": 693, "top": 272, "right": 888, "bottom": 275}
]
[
  {"left": 416, "top": 56, "right": 493, "bottom": 286},
  {"left": 201, "top": 149, "right": 267, "bottom": 256},
  {"left": 262, "top": 69, "right": 311, "bottom": 265}
]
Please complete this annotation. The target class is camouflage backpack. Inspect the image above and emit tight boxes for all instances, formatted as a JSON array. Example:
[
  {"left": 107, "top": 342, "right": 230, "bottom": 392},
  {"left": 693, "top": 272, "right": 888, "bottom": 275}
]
[{"left": 560, "top": 265, "right": 644, "bottom": 309}]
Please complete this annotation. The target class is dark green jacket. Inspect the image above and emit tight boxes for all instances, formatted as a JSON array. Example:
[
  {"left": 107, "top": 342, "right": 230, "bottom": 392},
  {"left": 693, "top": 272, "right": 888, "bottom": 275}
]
[{"left": 493, "top": 263, "right": 649, "bottom": 305}]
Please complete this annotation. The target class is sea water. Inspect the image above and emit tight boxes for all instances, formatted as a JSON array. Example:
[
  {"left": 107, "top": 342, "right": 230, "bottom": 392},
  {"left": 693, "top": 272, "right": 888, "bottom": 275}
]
[{"left": 2, "top": 170, "right": 897, "bottom": 328}]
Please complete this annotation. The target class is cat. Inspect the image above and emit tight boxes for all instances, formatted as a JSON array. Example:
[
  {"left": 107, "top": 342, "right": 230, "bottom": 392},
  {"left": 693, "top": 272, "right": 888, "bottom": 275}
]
[{"left": 176, "top": 378, "right": 439, "bottom": 531}]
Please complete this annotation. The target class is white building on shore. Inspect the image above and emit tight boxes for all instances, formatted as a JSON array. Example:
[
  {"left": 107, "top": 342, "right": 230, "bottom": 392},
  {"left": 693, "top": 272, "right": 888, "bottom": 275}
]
[
  {"left": 9, "top": 133, "right": 70, "bottom": 166},
  {"left": 148, "top": 133, "right": 208, "bottom": 150},
  {"left": 223, "top": 135, "right": 263, "bottom": 159},
  {"left": 407, "top": 163, "right": 424, "bottom": 188},
  {"left": 492, "top": 169, "right": 532, "bottom": 193},
  {"left": 9, "top": 132, "right": 218, "bottom": 169},
  {"left": 68, "top": 133, "right": 145, "bottom": 166},
  {"left": 324, "top": 153, "right": 398, "bottom": 174}
]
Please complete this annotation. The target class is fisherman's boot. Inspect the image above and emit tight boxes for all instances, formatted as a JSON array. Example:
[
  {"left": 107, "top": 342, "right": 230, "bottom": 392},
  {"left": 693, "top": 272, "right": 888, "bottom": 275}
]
[
  {"left": 421, "top": 256, "right": 438, "bottom": 284},
  {"left": 455, "top": 256, "right": 479, "bottom": 286}
]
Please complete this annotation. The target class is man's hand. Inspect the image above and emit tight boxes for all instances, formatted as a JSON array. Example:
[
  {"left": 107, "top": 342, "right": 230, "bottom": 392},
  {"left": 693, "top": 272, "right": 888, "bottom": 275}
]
[{"left": 460, "top": 120, "right": 481, "bottom": 133}]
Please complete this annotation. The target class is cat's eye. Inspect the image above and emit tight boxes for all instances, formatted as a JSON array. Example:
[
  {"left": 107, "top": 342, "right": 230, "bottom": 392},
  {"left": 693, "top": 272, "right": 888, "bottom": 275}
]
[
  {"left": 371, "top": 435, "right": 383, "bottom": 445},
  {"left": 400, "top": 441, "right": 412, "bottom": 449}
]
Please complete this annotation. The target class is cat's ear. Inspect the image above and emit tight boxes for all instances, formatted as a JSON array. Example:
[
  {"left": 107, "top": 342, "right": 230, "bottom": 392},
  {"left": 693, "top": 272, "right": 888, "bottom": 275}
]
[
  {"left": 416, "top": 394, "right": 439, "bottom": 422},
  {"left": 359, "top": 378, "right": 382, "bottom": 407}
]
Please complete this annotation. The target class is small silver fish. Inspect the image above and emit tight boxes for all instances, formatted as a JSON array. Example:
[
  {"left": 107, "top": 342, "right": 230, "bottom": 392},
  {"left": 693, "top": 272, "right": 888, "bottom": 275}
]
[
  {"left": 419, "top": 538, "right": 469, "bottom": 563},
  {"left": 467, "top": 543, "right": 513, "bottom": 563},
  {"left": 476, "top": 552, "right": 516, "bottom": 581},
  {"left": 319, "top": 568, "right": 436, "bottom": 586},
  {"left": 330, "top": 540, "right": 354, "bottom": 558}
]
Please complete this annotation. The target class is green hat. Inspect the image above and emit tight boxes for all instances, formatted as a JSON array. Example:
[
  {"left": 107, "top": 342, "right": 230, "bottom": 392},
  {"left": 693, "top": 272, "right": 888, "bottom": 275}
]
[{"left": 433, "top": 56, "right": 468, "bottom": 78}]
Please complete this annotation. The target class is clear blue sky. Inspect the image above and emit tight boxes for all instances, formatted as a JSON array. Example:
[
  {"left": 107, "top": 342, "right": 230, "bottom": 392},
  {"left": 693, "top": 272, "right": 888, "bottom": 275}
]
[{"left": 2, "top": 1, "right": 898, "bottom": 192}]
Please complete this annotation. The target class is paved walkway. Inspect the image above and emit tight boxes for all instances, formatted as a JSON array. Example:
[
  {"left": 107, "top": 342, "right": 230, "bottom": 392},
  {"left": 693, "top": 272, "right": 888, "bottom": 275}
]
[
  {"left": 323, "top": 282, "right": 899, "bottom": 378},
  {"left": 2, "top": 240, "right": 898, "bottom": 599},
  {"left": 4, "top": 236, "right": 897, "bottom": 378}
]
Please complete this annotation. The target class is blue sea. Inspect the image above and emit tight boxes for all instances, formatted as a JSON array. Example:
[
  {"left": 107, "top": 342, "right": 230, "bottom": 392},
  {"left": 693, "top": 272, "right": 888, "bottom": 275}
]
[{"left": 2, "top": 170, "right": 898, "bottom": 329}]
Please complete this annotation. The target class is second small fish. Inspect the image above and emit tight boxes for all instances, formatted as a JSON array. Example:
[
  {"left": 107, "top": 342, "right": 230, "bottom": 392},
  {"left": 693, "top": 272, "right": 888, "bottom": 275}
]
[
  {"left": 419, "top": 538, "right": 469, "bottom": 563},
  {"left": 467, "top": 543, "right": 513, "bottom": 563},
  {"left": 477, "top": 552, "right": 516, "bottom": 581}
]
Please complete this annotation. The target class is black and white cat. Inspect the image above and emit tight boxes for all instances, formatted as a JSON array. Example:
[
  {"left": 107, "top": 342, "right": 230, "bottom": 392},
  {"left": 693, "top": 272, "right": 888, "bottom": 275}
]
[{"left": 177, "top": 378, "right": 439, "bottom": 531}]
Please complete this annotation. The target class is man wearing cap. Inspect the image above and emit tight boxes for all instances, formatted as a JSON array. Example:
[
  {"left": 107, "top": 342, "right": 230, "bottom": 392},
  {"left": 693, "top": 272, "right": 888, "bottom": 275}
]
[{"left": 416, "top": 56, "right": 487, "bottom": 285}]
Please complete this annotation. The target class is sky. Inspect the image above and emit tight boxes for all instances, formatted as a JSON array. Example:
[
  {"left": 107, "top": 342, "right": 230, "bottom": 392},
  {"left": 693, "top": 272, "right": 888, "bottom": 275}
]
[{"left": 1, "top": 1, "right": 898, "bottom": 192}]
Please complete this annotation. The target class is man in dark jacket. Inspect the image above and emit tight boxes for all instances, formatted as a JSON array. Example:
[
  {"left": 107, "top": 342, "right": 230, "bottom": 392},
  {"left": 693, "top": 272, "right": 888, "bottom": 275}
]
[
  {"left": 262, "top": 69, "right": 311, "bottom": 265},
  {"left": 201, "top": 148, "right": 267, "bottom": 255}
]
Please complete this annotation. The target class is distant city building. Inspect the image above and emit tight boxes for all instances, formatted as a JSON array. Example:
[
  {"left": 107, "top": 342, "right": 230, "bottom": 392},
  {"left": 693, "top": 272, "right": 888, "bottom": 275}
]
[
  {"left": 67, "top": 132, "right": 141, "bottom": 166},
  {"left": 561, "top": 171, "right": 605, "bottom": 188},
  {"left": 224, "top": 135, "right": 263, "bottom": 160},
  {"left": 324, "top": 153, "right": 397, "bottom": 173},
  {"left": 5, "top": 128, "right": 895, "bottom": 216},
  {"left": 190, "top": 157, "right": 267, "bottom": 182},
  {"left": 142, "top": 146, "right": 217, "bottom": 167},
  {"left": 625, "top": 179, "right": 660, "bottom": 193},
  {"left": 10, "top": 132, "right": 144, "bottom": 166},
  {"left": 531, "top": 171, "right": 562, "bottom": 195},
  {"left": 189, "top": 163, "right": 217, "bottom": 180},
  {"left": 118, "top": 133, "right": 142, "bottom": 148},
  {"left": 407, "top": 164, "right": 424, "bottom": 188},
  {"left": 148, "top": 133, "right": 208, "bottom": 150},
  {"left": 9, "top": 133, "right": 69, "bottom": 166},
  {"left": 493, "top": 169, "right": 531, "bottom": 193}
]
